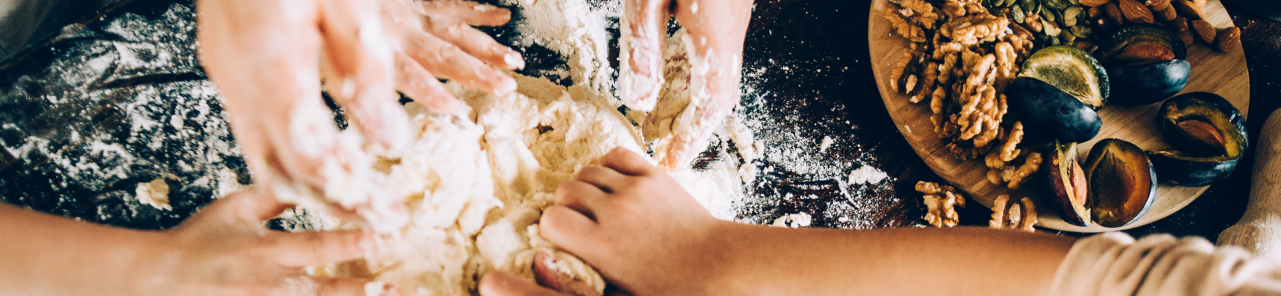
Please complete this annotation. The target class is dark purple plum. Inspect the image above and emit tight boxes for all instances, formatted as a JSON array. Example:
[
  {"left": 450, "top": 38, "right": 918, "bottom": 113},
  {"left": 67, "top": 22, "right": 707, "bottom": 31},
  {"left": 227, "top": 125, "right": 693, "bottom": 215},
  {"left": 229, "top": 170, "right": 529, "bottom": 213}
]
[
  {"left": 1083, "top": 139, "right": 1158, "bottom": 228},
  {"left": 1105, "top": 59, "right": 1191, "bottom": 105},
  {"left": 1148, "top": 92, "right": 1248, "bottom": 186},
  {"left": 1007, "top": 77, "right": 1103, "bottom": 143}
]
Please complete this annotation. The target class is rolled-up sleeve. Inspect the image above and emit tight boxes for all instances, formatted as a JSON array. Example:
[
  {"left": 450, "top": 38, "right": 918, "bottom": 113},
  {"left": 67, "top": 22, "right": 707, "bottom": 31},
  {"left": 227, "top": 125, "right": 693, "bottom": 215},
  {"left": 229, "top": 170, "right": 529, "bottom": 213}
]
[{"left": 1049, "top": 232, "right": 1281, "bottom": 296}]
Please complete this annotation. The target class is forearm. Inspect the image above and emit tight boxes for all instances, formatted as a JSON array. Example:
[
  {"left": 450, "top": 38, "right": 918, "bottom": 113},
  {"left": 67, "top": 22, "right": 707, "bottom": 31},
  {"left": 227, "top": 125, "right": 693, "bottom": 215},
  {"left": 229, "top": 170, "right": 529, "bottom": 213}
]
[
  {"left": 0, "top": 203, "right": 167, "bottom": 296},
  {"left": 708, "top": 223, "right": 1076, "bottom": 295}
]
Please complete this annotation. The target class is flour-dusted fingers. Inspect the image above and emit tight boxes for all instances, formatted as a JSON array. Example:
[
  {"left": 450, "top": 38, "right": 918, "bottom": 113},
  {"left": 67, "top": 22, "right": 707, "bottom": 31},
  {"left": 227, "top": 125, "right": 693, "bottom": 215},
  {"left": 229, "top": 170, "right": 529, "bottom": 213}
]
[
  {"left": 539, "top": 206, "right": 601, "bottom": 252},
  {"left": 600, "top": 147, "right": 654, "bottom": 176},
  {"left": 280, "top": 276, "right": 399, "bottom": 296},
  {"left": 532, "top": 251, "right": 603, "bottom": 296},
  {"left": 554, "top": 180, "right": 607, "bottom": 219},
  {"left": 574, "top": 166, "right": 628, "bottom": 193},
  {"left": 395, "top": 52, "right": 459, "bottom": 113},
  {"left": 317, "top": 0, "right": 408, "bottom": 153},
  {"left": 402, "top": 29, "right": 517, "bottom": 95},
  {"left": 201, "top": 189, "right": 290, "bottom": 222},
  {"left": 618, "top": 0, "right": 671, "bottom": 112},
  {"left": 421, "top": 15, "right": 525, "bottom": 70},
  {"left": 479, "top": 270, "right": 572, "bottom": 296},
  {"left": 421, "top": 0, "right": 512, "bottom": 27},
  {"left": 269, "top": 229, "right": 376, "bottom": 267},
  {"left": 655, "top": 89, "right": 738, "bottom": 170}
]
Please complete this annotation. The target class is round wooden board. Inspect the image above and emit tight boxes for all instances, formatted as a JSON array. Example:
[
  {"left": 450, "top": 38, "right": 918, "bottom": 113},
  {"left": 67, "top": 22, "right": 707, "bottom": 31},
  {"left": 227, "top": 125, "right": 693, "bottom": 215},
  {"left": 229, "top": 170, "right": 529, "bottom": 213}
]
[{"left": 868, "top": 0, "right": 1251, "bottom": 232}]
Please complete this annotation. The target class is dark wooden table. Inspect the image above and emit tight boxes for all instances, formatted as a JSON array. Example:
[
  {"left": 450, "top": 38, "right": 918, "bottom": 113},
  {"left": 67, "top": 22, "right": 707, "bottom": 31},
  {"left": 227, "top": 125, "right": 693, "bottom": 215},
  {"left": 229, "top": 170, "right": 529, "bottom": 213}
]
[
  {"left": 1, "top": 0, "right": 1278, "bottom": 240},
  {"left": 736, "top": 0, "right": 1281, "bottom": 240}
]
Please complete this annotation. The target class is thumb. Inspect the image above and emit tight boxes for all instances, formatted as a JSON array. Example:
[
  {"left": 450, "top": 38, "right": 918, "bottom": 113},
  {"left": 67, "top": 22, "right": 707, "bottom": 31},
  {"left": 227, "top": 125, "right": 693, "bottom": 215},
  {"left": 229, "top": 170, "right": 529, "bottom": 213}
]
[
  {"left": 479, "top": 270, "right": 571, "bottom": 296},
  {"left": 618, "top": 0, "right": 673, "bottom": 113}
]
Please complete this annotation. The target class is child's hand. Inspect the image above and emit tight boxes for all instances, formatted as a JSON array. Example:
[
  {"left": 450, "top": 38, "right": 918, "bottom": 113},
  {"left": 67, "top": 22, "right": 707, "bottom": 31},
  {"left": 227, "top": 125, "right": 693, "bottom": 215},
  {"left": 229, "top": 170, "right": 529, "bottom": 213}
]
[
  {"left": 536, "top": 147, "right": 735, "bottom": 295},
  {"left": 479, "top": 251, "right": 600, "bottom": 296}
]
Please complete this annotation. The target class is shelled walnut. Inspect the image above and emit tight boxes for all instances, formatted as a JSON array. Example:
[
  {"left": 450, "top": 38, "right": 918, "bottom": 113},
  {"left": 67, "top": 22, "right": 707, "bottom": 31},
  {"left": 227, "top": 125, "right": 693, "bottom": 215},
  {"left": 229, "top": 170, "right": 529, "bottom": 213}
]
[
  {"left": 917, "top": 181, "right": 967, "bottom": 228},
  {"left": 1002, "top": 152, "right": 1042, "bottom": 189},
  {"left": 990, "top": 195, "right": 1037, "bottom": 232}
]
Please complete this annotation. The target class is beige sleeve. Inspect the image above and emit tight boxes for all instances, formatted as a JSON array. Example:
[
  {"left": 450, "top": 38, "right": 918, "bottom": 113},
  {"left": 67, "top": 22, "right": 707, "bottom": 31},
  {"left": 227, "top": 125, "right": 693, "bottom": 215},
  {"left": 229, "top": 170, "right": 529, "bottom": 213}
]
[{"left": 1048, "top": 232, "right": 1281, "bottom": 296}]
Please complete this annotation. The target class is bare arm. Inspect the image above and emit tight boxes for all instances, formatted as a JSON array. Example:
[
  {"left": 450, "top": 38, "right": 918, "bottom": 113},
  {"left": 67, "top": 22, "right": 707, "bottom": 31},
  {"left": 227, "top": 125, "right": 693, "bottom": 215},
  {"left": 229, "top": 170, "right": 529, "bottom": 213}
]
[
  {"left": 0, "top": 191, "right": 388, "bottom": 296},
  {"left": 480, "top": 147, "right": 1076, "bottom": 296},
  {"left": 0, "top": 203, "right": 164, "bottom": 295}
]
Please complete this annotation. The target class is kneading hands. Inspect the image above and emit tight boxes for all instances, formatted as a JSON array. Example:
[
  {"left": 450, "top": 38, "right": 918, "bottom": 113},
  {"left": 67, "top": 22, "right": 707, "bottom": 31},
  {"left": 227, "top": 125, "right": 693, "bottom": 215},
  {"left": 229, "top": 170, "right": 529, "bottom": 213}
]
[{"left": 196, "top": 0, "right": 523, "bottom": 224}]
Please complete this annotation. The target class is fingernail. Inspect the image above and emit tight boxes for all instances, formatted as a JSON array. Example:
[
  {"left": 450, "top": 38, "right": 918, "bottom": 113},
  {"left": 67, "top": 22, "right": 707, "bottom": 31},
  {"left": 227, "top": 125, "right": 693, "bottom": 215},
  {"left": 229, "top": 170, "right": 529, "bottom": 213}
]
[
  {"left": 376, "top": 101, "right": 410, "bottom": 151},
  {"left": 341, "top": 78, "right": 357, "bottom": 99},
  {"left": 364, "top": 281, "right": 398, "bottom": 296},
  {"left": 494, "top": 77, "right": 517, "bottom": 96},
  {"left": 359, "top": 231, "right": 378, "bottom": 255},
  {"left": 430, "top": 97, "right": 461, "bottom": 114},
  {"left": 504, "top": 51, "right": 526, "bottom": 70}
]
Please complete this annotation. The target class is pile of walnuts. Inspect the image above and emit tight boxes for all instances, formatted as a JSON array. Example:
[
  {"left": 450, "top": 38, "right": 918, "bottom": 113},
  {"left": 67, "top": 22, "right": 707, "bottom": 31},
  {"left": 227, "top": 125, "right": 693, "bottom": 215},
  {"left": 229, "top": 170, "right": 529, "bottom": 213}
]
[{"left": 887, "top": 0, "right": 1041, "bottom": 188}]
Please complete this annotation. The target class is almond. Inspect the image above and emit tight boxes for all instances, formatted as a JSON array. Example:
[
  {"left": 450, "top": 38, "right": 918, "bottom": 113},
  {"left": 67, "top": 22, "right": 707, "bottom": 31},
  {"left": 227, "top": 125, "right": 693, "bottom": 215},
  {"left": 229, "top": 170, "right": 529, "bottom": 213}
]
[
  {"left": 1191, "top": 19, "right": 1217, "bottom": 44},
  {"left": 1119, "top": 0, "right": 1155, "bottom": 24},
  {"left": 1146, "top": 0, "right": 1171, "bottom": 11},
  {"left": 1173, "top": 0, "right": 1206, "bottom": 20},
  {"left": 1105, "top": 2, "right": 1126, "bottom": 25},
  {"left": 1178, "top": 29, "right": 1196, "bottom": 46},
  {"left": 1082, "top": 0, "right": 1113, "bottom": 7},
  {"left": 1192, "top": 0, "right": 1207, "bottom": 7},
  {"left": 1169, "top": 17, "right": 1190, "bottom": 32},
  {"left": 1216, "top": 27, "right": 1242, "bottom": 52},
  {"left": 1089, "top": 6, "right": 1106, "bottom": 19},
  {"left": 1156, "top": 5, "right": 1178, "bottom": 21},
  {"left": 1170, "top": 17, "right": 1195, "bottom": 45}
]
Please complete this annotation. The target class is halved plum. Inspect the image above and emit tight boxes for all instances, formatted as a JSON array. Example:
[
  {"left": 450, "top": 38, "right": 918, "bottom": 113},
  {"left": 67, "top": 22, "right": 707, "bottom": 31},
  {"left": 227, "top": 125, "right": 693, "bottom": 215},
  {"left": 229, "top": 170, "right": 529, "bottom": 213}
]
[
  {"left": 1008, "top": 77, "right": 1103, "bottom": 143},
  {"left": 1008, "top": 46, "right": 1108, "bottom": 143},
  {"left": 1083, "top": 139, "right": 1158, "bottom": 228},
  {"left": 1041, "top": 140, "right": 1090, "bottom": 226},
  {"left": 1148, "top": 92, "right": 1248, "bottom": 186},
  {"left": 1095, "top": 25, "right": 1192, "bottom": 105}
]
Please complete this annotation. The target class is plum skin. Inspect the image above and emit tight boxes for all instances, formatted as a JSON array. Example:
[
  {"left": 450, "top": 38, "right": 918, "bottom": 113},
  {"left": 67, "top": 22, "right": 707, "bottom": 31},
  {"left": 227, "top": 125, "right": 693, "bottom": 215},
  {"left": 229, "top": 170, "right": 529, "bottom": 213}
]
[
  {"left": 1105, "top": 60, "right": 1191, "bottom": 106},
  {"left": 1007, "top": 77, "right": 1103, "bottom": 143}
]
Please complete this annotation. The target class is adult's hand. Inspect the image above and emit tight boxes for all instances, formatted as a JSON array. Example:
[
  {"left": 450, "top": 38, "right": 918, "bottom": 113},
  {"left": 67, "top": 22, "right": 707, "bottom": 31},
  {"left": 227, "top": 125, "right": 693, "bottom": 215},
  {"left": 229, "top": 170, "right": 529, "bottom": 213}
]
[
  {"left": 196, "top": 0, "right": 523, "bottom": 227},
  {"left": 151, "top": 190, "right": 394, "bottom": 296},
  {"left": 619, "top": 0, "right": 753, "bottom": 170},
  {"left": 0, "top": 191, "right": 394, "bottom": 296}
]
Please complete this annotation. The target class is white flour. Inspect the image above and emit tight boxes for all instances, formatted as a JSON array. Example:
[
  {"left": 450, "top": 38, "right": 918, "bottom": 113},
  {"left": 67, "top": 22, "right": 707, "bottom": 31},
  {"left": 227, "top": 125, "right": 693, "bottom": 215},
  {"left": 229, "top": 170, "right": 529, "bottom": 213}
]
[{"left": 318, "top": 0, "right": 761, "bottom": 294}]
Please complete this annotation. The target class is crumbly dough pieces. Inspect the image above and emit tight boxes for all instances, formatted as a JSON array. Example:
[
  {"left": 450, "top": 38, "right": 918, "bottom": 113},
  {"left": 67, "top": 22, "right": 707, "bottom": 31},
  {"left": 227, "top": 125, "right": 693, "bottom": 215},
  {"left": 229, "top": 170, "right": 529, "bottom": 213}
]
[{"left": 344, "top": 73, "right": 642, "bottom": 296}]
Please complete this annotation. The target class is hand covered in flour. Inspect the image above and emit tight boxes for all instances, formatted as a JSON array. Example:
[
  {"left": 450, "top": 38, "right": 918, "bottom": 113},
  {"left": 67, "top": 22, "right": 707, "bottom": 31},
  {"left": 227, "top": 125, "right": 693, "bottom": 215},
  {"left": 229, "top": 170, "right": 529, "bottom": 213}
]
[
  {"left": 534, "top": 148, "right": 733, "bottom": 294},
  {"left": 620, "top": 0, "right": 753, "bottom": 170},
  {"left": 197, "top": 0, "right": 522, "bottom": 226},
  {"left": 150, "top": 191, "right": 396, "bottom": 296}
]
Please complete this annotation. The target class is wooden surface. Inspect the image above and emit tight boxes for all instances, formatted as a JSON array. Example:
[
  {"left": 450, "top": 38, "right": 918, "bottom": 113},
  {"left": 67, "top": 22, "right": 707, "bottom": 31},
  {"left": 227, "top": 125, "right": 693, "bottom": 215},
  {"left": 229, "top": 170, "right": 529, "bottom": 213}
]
[{"left": 869, "top": 0, "right": 1252, "bottom": 232}]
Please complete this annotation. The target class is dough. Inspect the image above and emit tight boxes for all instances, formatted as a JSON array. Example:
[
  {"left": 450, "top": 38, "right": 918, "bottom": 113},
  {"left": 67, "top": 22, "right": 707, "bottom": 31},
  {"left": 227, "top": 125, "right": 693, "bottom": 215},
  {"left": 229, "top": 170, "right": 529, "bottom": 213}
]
[
  {"left": 134, "top": 178, "right": 171, "bottom": 211},
  {"left": 343, "top": 73, "right": 639, "bottom": 296}
]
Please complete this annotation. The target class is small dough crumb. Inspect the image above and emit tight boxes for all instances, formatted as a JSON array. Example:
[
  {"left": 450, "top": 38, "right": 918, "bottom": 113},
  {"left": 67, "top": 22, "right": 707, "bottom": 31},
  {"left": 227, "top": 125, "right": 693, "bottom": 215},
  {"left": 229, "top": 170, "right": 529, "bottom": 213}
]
[
  {"left": 771, "top": 212, "right": 813, "bottom": 228},
  {"left": 819, "top": 136, "right": 834, "bottom": 153},
  {"left": 848, "top": 165, "right": 889, "bottom": 185},
  {"left": 134, "top": 178, "right": 171, "bottom": 211}
]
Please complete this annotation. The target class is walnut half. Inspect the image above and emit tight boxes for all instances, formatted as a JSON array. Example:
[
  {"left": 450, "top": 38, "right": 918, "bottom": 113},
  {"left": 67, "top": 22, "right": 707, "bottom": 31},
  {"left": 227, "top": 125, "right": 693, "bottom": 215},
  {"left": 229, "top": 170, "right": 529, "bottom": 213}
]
[{"left": 990, "top": 195, "right": 1037, "bottom": 232}]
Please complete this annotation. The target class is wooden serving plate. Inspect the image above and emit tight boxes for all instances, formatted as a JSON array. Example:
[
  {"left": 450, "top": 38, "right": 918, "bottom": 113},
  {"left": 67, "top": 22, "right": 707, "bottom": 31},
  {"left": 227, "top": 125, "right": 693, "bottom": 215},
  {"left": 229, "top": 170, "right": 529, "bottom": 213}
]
[{"left": 869, "top": 0, "right": 1250, "bottom": 232}]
